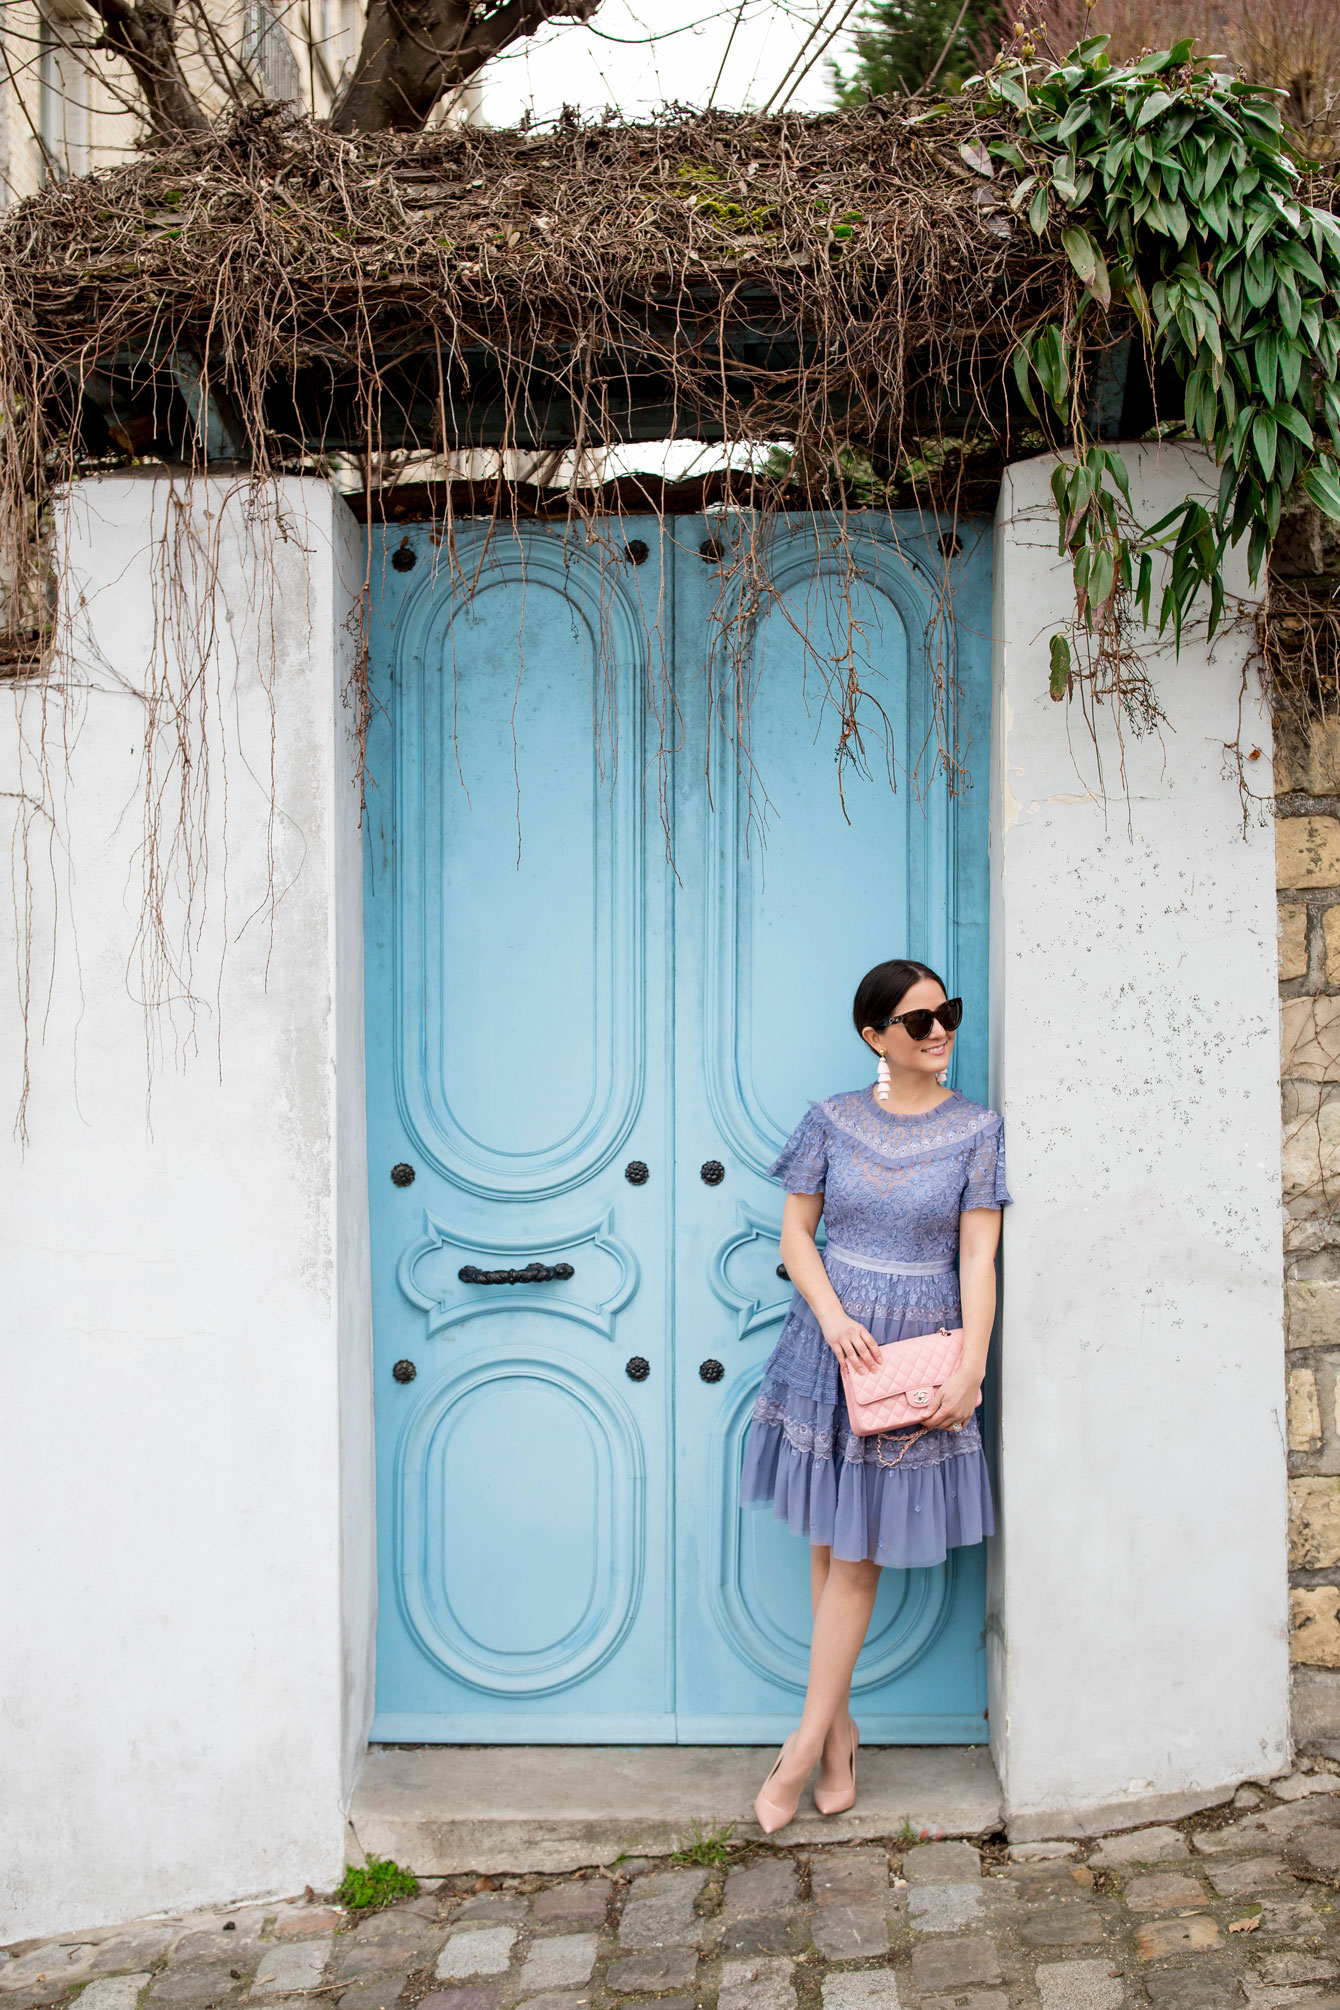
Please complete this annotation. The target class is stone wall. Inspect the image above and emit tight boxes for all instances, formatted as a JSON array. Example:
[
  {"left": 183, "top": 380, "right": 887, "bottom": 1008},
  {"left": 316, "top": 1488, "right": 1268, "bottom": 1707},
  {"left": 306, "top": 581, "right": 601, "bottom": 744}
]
[{"left": 1275, "top": 510, "right": 1340, "bottom": 1758}]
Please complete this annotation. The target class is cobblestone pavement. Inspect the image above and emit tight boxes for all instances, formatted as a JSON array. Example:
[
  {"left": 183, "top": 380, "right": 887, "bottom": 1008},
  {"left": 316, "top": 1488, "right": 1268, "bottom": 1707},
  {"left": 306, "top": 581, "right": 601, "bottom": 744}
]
[{"left": 13, "top": 1774, "right": 1340, "bottom": 2010}]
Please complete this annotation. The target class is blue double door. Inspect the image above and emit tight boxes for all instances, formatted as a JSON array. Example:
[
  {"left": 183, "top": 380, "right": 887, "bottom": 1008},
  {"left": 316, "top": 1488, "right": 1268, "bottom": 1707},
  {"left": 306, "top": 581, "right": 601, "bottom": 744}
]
[{"left": 363, "top": 513, "right": 993, "bottom": 1742}]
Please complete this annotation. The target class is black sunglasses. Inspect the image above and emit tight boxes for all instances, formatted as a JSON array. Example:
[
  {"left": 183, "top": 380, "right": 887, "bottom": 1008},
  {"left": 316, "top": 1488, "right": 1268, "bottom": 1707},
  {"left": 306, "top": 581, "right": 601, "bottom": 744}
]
[{"left": 881, "top": 997, "right": 963, "bottom": 1041}]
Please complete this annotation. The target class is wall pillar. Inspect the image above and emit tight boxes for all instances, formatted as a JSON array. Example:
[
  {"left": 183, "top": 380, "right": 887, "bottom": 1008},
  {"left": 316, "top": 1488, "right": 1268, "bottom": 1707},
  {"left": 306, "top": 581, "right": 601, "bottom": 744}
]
[
  {"left": 988, "top": 445, "right": 1288, "bottom": 1835},
  {"left": 0, "top": 474, "right": 372, "bottom": 1937}
]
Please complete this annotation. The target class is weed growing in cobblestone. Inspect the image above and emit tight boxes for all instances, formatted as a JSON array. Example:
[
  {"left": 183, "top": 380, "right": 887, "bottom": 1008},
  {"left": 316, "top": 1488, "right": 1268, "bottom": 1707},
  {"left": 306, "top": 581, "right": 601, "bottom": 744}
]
[
  {"left": 668, "top": 1820, "right": 738, "bottom": 1868},
  {"left": 335, "top": 1856, "right": 420, "bottom": 1912}
]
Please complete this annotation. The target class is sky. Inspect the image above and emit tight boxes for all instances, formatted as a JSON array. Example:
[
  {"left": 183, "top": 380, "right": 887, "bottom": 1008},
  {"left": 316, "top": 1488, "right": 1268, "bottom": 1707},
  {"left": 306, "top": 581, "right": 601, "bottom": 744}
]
[{"left": 477, "top": 0, "right": 861, "bottom": 127}]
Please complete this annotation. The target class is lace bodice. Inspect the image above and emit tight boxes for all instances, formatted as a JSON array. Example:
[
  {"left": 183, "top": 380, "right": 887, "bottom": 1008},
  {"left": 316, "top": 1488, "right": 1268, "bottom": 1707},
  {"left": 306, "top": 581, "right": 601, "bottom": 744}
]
[{"left": 768, "top": 1088, "right": 1010, "bottom": 1267}]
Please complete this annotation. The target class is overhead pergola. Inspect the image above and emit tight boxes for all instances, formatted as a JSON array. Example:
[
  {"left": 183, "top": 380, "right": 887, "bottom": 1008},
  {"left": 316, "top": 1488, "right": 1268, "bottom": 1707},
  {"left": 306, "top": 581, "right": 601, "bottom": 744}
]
[{"left": 0, "top": 101, "right": 1158, "bottom": 505}]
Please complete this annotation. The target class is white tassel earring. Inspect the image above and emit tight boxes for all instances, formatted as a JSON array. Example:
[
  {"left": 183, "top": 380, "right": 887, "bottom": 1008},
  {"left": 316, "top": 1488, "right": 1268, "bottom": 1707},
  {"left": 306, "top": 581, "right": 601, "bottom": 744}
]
[
  {"left": 936, "top": 1067, "right": 949, "bottom": 1087},
  {"left": 875, "top": 1052, "right": 891, "bottom": 1103}
]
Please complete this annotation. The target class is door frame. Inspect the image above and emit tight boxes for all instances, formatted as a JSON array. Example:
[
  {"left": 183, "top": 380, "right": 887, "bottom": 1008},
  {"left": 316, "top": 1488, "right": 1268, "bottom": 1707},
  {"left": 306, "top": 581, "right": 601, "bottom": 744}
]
[{"left": 361, "top": 506, "right": 998, "bottom": 1743}]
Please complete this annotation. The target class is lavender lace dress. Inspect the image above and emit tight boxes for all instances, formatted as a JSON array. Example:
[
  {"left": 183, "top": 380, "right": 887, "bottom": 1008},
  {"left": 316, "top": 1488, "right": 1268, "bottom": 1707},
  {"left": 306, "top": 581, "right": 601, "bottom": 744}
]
[{"left": 739, "top": 1089, "right": 1011, "bottom": 1570}]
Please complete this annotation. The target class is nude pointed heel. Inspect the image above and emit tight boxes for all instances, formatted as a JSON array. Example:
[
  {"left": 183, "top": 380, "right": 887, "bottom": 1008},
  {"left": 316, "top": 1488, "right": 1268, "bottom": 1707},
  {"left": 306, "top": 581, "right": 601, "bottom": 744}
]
[
  {"left": 754, "top": 1734, "right": 806, "bottom": 1835},
  {"left": 813, "top": 1720, "right": 860, "bottom": 1816}
]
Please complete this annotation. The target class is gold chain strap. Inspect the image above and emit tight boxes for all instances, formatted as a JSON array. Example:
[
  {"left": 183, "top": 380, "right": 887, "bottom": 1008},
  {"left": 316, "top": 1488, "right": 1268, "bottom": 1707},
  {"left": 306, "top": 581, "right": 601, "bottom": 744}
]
[{"left": 875, "top": 1425, "right": 931, "bottom": 1469}]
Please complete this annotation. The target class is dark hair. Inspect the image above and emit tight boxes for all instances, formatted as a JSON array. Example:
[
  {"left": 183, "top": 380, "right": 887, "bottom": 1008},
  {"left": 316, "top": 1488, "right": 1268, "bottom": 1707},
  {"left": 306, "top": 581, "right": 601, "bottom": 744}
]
[{"left": 852, "top": 960, "right": 946, "bottom": 1040}]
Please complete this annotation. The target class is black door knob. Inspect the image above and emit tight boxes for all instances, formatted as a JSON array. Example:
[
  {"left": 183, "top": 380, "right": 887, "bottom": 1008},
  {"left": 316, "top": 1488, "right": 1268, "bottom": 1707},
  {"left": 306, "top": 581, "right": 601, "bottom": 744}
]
[
  {"left": 390, "top": 1163, "right": 416, "bottom": 1186},
  {"left": 699, "top": 1359, "right": 724, "bottom": 1383},
  {"left": 625, "top": 1161, "right": 650, "bottom": 1185},
  {"left": 392, "top": 1359, "right": 417, "bottom": 1383},
  {"left": 626, "top": 1357, "right": 651, "bottom": 1382},
  {"left": 700, "top": 1160, "right": 725, "bottom": 1186},
  {"left": 777, "top": 1263, "right": 789, "bottom": 1280}
]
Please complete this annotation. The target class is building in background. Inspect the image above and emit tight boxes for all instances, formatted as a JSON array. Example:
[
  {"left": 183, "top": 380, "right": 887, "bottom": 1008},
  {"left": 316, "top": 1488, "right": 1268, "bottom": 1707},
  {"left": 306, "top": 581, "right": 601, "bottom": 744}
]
[{"left": 0, "top": 0, "right": 367, "bottom": 206}]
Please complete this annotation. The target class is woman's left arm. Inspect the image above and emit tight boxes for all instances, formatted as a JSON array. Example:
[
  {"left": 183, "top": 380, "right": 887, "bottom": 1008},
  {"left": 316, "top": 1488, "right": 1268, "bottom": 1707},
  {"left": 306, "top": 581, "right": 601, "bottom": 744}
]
[{"left": 922, "top": 1207, "right": 1002, "bottom": 1431}]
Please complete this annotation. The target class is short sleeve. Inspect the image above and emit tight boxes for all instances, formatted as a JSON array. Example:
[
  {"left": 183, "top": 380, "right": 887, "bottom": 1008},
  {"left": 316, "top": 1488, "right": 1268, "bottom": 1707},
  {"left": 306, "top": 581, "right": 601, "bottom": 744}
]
[
  {"left": 767, "top": 1105, "right": 829, "bottom": 1194},
  {"left": 961, "top": 1116, "right": 1012, "bottom": 1211}
]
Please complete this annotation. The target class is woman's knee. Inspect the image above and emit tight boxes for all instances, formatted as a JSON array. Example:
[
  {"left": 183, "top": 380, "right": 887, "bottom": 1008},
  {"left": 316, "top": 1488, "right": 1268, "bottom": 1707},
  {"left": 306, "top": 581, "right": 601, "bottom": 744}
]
[{"left": 828, "top": 1555, "right": 881, "bottom": 1592}]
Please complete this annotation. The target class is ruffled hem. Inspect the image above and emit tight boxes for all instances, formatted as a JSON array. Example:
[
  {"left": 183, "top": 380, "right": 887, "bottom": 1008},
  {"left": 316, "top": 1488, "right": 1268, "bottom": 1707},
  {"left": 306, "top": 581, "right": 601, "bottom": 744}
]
[{"left": 740, "top": 1407, "right": 994, "bottom": 1569}]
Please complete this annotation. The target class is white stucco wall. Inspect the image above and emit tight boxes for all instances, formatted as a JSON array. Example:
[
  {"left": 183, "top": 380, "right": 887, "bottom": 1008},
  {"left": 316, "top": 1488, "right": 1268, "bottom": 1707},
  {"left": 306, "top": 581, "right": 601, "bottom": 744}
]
[
  {"left": 0, "top": 475, "right": 372, "bottom": 1939},
  {"left": 988, "top": 446, "right": 1288, "bottom": 1835}
]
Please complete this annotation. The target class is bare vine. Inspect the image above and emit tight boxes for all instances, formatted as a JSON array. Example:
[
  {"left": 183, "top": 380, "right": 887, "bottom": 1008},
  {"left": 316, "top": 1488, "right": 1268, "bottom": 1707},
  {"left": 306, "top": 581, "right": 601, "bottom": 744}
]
[{"left": 0, "top": 90, "right": 1319, "bottom": 1120}]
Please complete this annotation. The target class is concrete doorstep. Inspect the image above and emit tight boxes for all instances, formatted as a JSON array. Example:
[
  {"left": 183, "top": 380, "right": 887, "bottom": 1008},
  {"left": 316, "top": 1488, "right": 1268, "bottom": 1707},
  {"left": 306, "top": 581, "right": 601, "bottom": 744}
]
[{"left": 348, "top": 1745, "right": 1004, "bottom": 1874}]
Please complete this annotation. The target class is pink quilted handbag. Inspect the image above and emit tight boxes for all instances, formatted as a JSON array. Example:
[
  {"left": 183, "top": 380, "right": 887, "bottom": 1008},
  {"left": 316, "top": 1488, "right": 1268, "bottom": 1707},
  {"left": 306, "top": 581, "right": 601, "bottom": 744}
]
[{"left": 840, "top": 1326, "right": 964, "bottom": 1435}]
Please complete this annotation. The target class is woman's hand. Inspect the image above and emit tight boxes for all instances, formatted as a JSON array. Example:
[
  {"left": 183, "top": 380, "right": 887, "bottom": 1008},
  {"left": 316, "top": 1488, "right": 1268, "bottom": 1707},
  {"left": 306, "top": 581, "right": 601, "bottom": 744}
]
[
  {"left": 922, "top": 1365, "right": 983, "bottom": 1432},
  {"left": 821, "top": 1314, "right": 882, "bottom": 1371}
]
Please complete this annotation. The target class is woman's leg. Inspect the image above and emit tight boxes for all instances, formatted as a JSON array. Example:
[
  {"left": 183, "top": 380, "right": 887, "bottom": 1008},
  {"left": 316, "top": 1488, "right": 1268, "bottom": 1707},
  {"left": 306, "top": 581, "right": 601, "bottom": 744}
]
[
  {"left": 811, "top": 1543, "right": 832, "bottom": 1616},
  {"left": 768, "top": 1553, "right": 881, "bottom": 1799},
  {"left": 809, "top": 1544, "right": 863, "bottom": 1795}
]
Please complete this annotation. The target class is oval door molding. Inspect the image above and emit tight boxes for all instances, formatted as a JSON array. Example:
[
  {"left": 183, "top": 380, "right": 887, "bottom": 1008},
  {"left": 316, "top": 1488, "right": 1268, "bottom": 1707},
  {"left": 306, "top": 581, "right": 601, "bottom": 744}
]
[
  {"left": 702, "top": 521, "right": 958, "bottom": 1176},
  {"left": 390, "top": 527, "right": 648, "bottom": 1199},
  {"left": 393, "top": 1350, "right": 646, "bottom": 1695},
  {"left": 709, "top": 1373, "right": 957, "bottom": 1692}
]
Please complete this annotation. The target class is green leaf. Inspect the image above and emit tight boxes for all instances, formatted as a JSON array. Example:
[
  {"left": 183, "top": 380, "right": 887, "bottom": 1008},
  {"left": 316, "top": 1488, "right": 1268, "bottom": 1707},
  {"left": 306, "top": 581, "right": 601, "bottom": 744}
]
[
  {"left": 1322, "top": 382, "right": 1340, "bottom": 451},
  {"left": 1051, "top": 461, "right": 1073, "bottom": 532},
  {"left": 1136, "top": 89, "right": 1175, "bottom": 128},
  {"left": 1049, "top": 632, "right": 1072, "bottom": 700},
  {"left": 1203, "top": 134, "right": 1235, "bottom": 192},
  {"left": 1028, "top": 181, "right": 1052, "bottom": 235},
  {"left": 1202, "top": 184, "right": 1231, "bottom": 238},
  {"left": 1012, "top": 341, "right": 1040, "bottom": 417},
  {"left": 1089, "top": 544, "right": 1116, "bottom": 606},
  {"left": 1277, "top": 280, "right": 1301, "bottom": 342},
  {"left": 1163, "top": 196, "right": 1191, "bottom": 246},
  {"left": 1100, "top": 448, "right": 1132, "bottom": 503},
  {"left": 1252, "top": 407, "right": 1278, "bottom": 481},
  {"left": 1278, "top": 434, "right": 1298, "bottom": 491},
  {"left": 1247, "top": 519, "right": 1269, "bottom": 582},
  {"left": 1243, "top": 254, "right": 1275, "bottom": 310},
  {"left": 1057, "top": 100, "right": 1092, "bottom": 142},
  {"left": 1184, "top": 367, "right": 1206, "bottom": 434},
  {"left": 1031, "top": 325, "right": 1069, "bottom": 411},
  {"left": 1061, "top": 224, "right": 1099, "bottom": 284},
  {"left": 1278, "top": 336, "right": 1304, "bottom": 402},
  {"left": 1304, "top": 460, "right": 1340, "bottom": 521}
]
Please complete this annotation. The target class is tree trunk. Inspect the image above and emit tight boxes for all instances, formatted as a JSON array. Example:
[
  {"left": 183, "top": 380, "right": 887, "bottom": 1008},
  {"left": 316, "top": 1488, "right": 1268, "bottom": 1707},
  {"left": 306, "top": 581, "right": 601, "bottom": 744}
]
[
  {"left": 88, "top": 0, "right": 211, "bottom": 135},
  {"left": 329, "top": 0, "right": 599, "bottom": 134}
]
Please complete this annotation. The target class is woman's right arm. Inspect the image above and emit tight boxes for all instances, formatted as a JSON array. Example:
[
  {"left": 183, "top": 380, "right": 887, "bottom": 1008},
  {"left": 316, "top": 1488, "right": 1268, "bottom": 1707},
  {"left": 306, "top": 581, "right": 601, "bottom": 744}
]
[{"left": 779, "top": 1191, "right": 882, "bottom": 1369}]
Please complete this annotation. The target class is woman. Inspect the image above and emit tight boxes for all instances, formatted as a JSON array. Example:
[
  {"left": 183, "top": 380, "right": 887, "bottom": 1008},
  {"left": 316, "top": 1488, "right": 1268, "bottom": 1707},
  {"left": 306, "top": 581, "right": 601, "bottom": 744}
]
[{"left": 740, "top": 958, "right": 1009, "bottom": 1833}]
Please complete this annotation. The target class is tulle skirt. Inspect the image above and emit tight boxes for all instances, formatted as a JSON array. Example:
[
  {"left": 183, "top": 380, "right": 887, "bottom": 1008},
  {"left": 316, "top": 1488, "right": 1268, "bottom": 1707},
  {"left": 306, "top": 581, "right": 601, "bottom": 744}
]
[{"left": 739, "top": 1261, "right": 995, "bottom": 1570}]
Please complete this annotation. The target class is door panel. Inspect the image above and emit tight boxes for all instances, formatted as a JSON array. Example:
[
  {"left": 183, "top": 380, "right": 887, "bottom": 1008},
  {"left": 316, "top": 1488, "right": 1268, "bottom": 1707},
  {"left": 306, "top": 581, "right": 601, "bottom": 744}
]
[
  {"left": 365, "top": 512, "right": 993, "bottom": 1742},
  {"left": 391, "top": 533, "right": 649, "bottom": 1198},
  {"left": 672, "top": 516, "right": 991, "bottom": 1741},
  {"left": 365, "top": 524, "right": 673, "bottom": 1741}
]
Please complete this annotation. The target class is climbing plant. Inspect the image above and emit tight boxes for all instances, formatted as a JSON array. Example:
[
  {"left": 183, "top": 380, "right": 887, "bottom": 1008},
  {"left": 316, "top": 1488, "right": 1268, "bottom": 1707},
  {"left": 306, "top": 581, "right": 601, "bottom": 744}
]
[{"left": 975, "top": 36, "right": 1340, "bottom": 692}]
